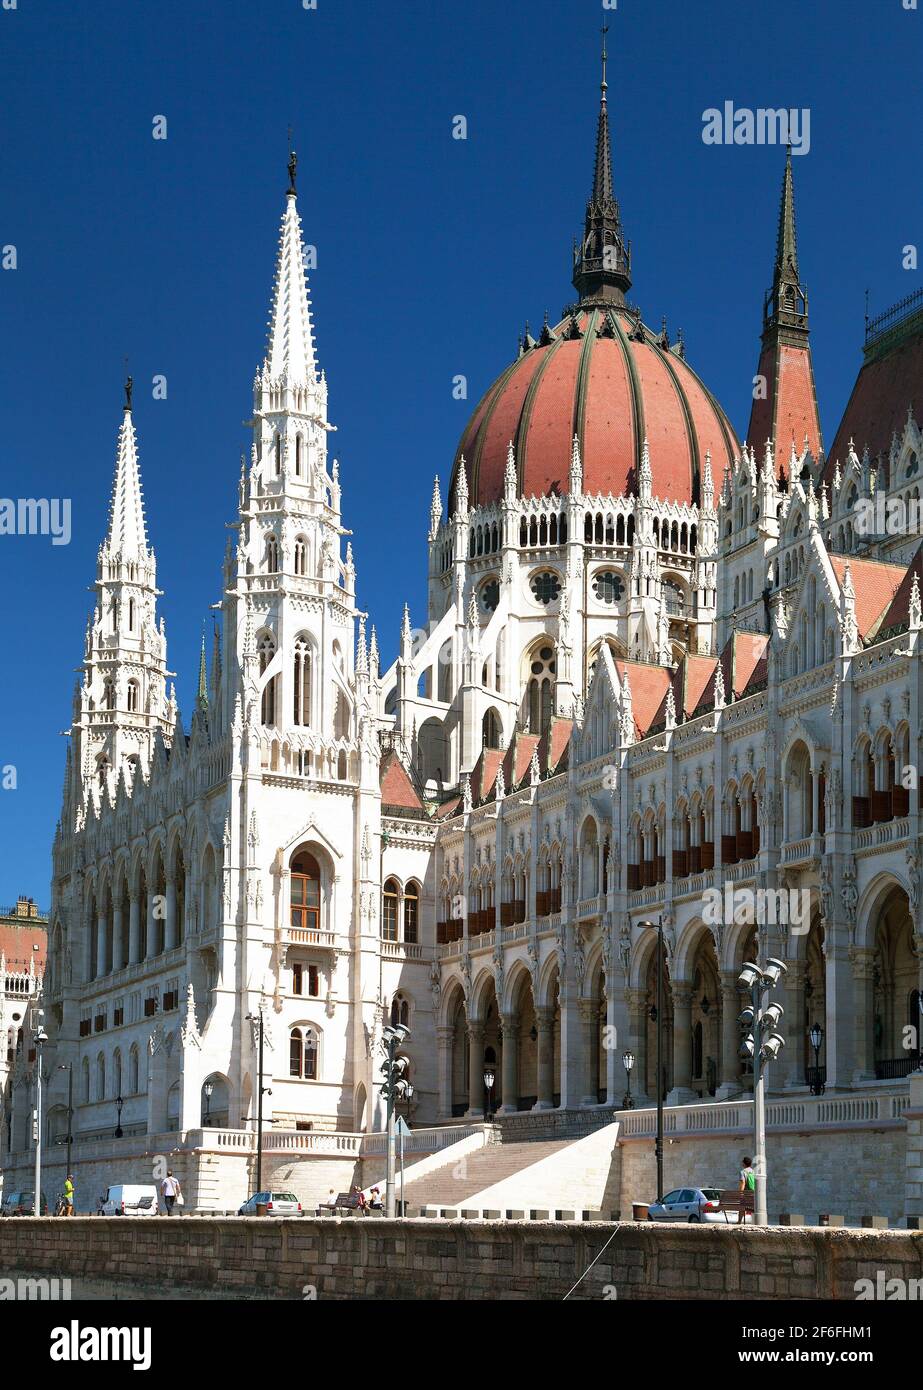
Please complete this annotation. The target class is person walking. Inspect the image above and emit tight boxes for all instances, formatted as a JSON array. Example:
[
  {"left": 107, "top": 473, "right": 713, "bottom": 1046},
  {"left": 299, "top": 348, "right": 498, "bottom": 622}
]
[
  {"left": 738, "top": 1156, "right": 755, "bottom": 1224},
  {"left": 161, "top": 1170, "right": 182, "bottom": 1216},
  {"left": 62, "top": 1174, "right": 75, "bottom": 1217}
]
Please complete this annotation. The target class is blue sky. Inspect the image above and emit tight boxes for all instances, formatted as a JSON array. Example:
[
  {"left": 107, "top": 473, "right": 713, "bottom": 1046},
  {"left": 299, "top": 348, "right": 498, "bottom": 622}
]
[{"left": 1, "top": 0, "right": 920, "bottom": 905}]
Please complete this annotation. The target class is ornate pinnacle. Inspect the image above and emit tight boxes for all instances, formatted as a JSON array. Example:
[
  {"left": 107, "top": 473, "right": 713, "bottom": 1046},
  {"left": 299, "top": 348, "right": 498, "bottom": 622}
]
[
  {"left": 911, "top": 573, "right": 922, "bottom": 631},
  {"left": 356, "top": 616, "right": 368, "bottom": 675},
  {"left": 569, "top": 433, "right": 583, "bottom": 494},
  {"left": 714, "top": 659, "right": 726, "bottom": 710},
  {"left": 456, "top": 455, "right": 469, "bottom": 514},
  {"left": 504, "top": 441, "right": 517, "bottom": 500},
  {"left": 665, "top": 683, "right": 676, "bottom": 730},
  {"left": 369, "top": 625, "right": 380, "bottom": 678}
]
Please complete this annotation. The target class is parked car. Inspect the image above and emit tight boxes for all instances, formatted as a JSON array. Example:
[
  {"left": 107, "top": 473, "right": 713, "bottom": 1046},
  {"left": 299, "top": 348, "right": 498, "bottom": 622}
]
[
  {"left": 98, "top": 1184, "right": 159, "bottom": 1217},
  {"left": 237, "top": 1191, "right": 302, "bottom": 1216},
  {"left": 1, "top": 1189, "right": 48, "bottom": 1216},
  {"left": 647, "top": 1187, "right": 752, "bottom": 1223}
]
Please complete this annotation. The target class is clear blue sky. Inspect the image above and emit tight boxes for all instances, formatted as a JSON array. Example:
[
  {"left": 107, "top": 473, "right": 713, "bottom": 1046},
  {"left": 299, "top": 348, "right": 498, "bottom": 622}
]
[{"left": 1, "top": 0, "right": 920, "bottom": 906}]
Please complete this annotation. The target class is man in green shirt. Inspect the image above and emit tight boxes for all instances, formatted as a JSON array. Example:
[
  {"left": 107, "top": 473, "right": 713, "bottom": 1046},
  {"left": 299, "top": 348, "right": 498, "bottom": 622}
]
[{"left": 62, "top": 1175, "right": 75, "bottom": 1216}]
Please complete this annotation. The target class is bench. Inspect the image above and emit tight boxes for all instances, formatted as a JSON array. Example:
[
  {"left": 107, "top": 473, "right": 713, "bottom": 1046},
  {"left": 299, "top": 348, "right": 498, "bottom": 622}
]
[{"left": 714, "top": 1188, "right": 754, "bottom": 1223}]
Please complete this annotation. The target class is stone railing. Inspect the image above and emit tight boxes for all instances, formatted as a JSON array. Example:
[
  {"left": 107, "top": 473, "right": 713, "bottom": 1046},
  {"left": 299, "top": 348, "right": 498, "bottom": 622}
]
[
  {"left": 617, "top": 1091, "right": 908, "bottom": 1139},
  {"left": 380, "top": 939, "right": 423, "bottom": 962}
]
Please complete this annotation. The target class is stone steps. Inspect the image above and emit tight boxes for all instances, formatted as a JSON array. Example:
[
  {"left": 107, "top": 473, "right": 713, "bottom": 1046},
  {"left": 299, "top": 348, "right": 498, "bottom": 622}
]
[{"left": 400, "top": 1139, "right": 571, "bottom": 1208}]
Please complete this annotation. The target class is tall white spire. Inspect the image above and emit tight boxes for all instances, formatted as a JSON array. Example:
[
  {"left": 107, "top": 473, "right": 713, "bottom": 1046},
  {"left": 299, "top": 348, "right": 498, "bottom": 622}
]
[
  {"left": 104, "top": 380, "right": 148, "bottom": 558},
  {"left": 263, "top": 164, "right": 317, "bottom": 386}
]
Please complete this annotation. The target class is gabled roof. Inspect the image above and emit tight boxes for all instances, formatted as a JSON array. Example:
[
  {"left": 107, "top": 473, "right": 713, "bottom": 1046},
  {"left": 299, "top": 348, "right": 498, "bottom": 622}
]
[
  {"left": 614, "top": 659, "right": 673, "bottom": 737},
  {"left": 827, "top": 555, "right": 907, "bottom": 641},
  {"left": 873, "top": 543, "right": 923, "bottom": 638},
  {"left": 500, "top": 730, "right": 542, "bottom": 793},
  {"left": 379, "top": 749, "right": 423, "bottom": 813}
]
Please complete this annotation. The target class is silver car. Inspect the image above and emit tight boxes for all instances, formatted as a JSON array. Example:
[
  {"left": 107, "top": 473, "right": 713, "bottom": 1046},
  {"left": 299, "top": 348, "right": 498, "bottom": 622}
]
[
  {"left": 237, "top": 1190, "right": 302, "bottom": 1216},
  {"left": 647, "top": 1187, "right": 751, "bottom": 1223}
]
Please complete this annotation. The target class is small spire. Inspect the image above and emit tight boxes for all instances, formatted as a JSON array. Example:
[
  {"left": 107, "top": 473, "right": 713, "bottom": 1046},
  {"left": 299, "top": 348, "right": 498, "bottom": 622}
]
[
  {"left": 504, "top": 441, "right": 517, "bottom": 500},
  {"left": 196, "top": 626, "right": 208, "bottom": 709},
  {"left": 104, "top": 394, "right": 149, "bottom": 558},
  {"left": 369, "top": 625, "right": 380, "bottom": 678},
  {"left": 356, "top": 616, "right": 368, "bottom": 675},
  {"left": 263, "top": 177, "right": 317, "bottom": 385}
]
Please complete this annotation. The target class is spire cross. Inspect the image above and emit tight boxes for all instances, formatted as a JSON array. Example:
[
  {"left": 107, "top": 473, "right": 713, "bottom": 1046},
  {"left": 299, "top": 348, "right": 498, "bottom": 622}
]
[{"left": 600, "top": 23, "right": 609, "bottom": 98}]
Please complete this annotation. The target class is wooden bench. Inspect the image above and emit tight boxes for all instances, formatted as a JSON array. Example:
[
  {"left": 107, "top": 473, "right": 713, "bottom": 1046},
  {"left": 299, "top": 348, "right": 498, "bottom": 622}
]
[{"left": 714, "top": 1188, "right": 754, "bottom": 1223}]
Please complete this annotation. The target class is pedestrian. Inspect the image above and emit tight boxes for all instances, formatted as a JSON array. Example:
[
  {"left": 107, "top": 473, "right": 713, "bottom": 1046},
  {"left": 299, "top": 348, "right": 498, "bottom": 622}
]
[
  {"left": 63, "top": 1174, "right": 75, "bottom": 1217},
  {"left": 161, "top": 1170, "right": 182, "bottom": 1215},
  {"left": 368, "top": 1187, "right": 382, "bottom": 1210},
  {"left": 351, "top": 1184, "right": 367, "bottom": 1214},
  {"left": 738, "top": 1155, "right": 755, "bottom": 1223}
]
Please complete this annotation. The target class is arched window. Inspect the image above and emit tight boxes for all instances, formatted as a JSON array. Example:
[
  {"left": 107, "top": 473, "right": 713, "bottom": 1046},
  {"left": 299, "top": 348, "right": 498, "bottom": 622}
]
[
  {"left": 103, "top": 678, "right": 116, "bottom": 711},
  {"left": 390, "top": 995, "right": 410, "bottom": 1028},
  {"left": 265, "top": 534, "right": 280, "bottom": 573},
  {"left": 526, "top": 644, "right": 556, "bottom": 736},
  {"left": 294, "top": 536, "right": 308, "bottom": 576},
  {"left": 382, "top": 878, "right": 399, "bottom": 942},
  {"left": 275, "top": 433, "right": 282, "bottom": 476},
  {"left": 482, "top": 708, "right": 501, "bottom": 749},
  {"left": 258, "top": 633, "right": 277, "bottom": 725},
  {"left": 96, "top": 1053, "right": 106, "bottom": 1102},
  {"left": 404, "top": 882, "right": 419, "bottom": 943},
  {"left": 128, "top": 597, "right": 135, "bottom": 630},
  {"left": 129, "top": 1046, "right": 139, "bottom": 1095},
  {"left": 290, "top": 852, "right": 321, "bottom": 934},
  {"left": 82, "top": 1057, "right": 90, "bottom": 1104},
  {"left": 295, "top": 435, "right": 303, "bottom": 476},
  {"left": 127, "top": 679, "right": 139, "bottom": 713},
  {"left": 289, "top": 1026, "right": 318, "bottom": 1080},
  {"left": 293, "top": 637, "right": 311, "bottom": 725},
  {"left": 113, "top": 1050, "right": 122, "bottom": 1099}
]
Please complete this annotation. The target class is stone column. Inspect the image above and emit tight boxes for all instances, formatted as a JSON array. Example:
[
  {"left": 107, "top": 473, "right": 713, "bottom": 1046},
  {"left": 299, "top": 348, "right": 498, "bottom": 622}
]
[
  {"left": 128, "top": 895, "right": 141, "bottom": 965},
  {"left": 580, "top": 1000, "right": 599, "bottom": 1106},
  {"left": 850, "top": 947, "right": 877, "bottom": 1083},
  {"left": 667, "top": 984, "right": 696, "bottom": 1104},
  {"left": 625, "top": 988, "right": 652, "bottom": 1105},
  {"left": 436, "top": 1026, "right": 454, "bottom": 1120},
  {"left": 717, "top": 970, "right": 742, "bottom": 1100},
  {"left": 164, "top": 875, "right": 177, "bottom": 952},
  {"left": 96, "top": 906, "right": 107, "bottom": 979},
  {"left": 112, "top": 901, "right": 125, "bottom": 973},
  {"left": 782, "top": 961, "right": 806, "bottom": 1090},
  {"left": 498, "top": 1015, "right": 519, "bottom": 1114},
  {"left": 533, "top": 1006, "right": 555, "bottom": 1109},
  {"left": 605, "top": 982, "right": 619, "bottom": 1106},
  {"left": 466, "top": 1022, "right": 485, "bottom": 1118},
  {"left": 146, "top": 892, "right": 158, "bottom": 960}
]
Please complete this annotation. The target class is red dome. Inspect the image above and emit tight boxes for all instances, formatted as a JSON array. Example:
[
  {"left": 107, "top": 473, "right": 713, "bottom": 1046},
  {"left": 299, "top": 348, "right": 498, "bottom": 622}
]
[{"left": 452, "top": 305, "right": 739, "bottom": 511}]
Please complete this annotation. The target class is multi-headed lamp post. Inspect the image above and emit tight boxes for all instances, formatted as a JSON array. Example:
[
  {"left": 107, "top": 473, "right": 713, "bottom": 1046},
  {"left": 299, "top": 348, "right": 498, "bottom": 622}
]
[
  {"left": 622, "top": 1050, "right": 635, "bottom": 1110},
  {"left": 809, "top": 1022, "right": 825, "bottom": 1095},
  {"left": 379, "top": 1024, "right": 413, "bottom": 1217},
  {"left": 738, "top": 956, "right": 787, "bottom": 1226}
]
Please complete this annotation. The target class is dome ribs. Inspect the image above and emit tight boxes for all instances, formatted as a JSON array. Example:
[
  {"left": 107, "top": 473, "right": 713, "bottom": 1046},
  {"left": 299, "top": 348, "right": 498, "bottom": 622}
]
[
  {"left": 610, "top": 308, "right": 646, "bottom": 491},
  {"left": 515, "top": 335, "right": 568, "bottom": 497},
  {"left": 571, "top": 309, "right": 600, "bottom": 471},
  {"left": 651, "top": 338, "right": 700, "bottom": 507}
]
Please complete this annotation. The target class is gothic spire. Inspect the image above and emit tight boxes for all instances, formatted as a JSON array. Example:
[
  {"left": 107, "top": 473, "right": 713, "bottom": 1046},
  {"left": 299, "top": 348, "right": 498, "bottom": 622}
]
[
  {"left": 104, "top": 381, "right": 148, "bottom": 558},
  {"left": 572, "top": 25, "right": 631, "bottom": 305},
  {"left": 263, "top": 156, "right": 317, "bottom": 385},
  {"left": 196, "top": 626, "right": 208, "bottom": 709},
  {"left": 765, "top": 144, "right": 807, "bottom": 337}
]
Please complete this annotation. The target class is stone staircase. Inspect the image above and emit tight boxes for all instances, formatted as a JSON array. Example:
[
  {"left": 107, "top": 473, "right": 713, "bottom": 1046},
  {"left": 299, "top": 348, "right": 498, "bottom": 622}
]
[{"left": 401, "top": 1139, "right": 571, "bottom": 1210}]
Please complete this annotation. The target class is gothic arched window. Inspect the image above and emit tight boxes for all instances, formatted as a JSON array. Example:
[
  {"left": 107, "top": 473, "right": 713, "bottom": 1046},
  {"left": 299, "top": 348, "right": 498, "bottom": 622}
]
[
  {"left": 258, "top": 633, "right": 277, "bottom": 725},
  {"left": 293, "top": 636, "right": 311, "bottom": 726},
  {"left": 294, "top": 536, "right": 308, "bottom": 576},
  {"left": 290, "top": 852, "right": 321, "bottom": 935},
  {"left": 127, "top": 680, "right": 139, "bottom": 713},
  {"left": 526, "top": 644, "right": 556, "bottom": 736},
  {"left": 382, "top": 878, "right": 399, "bottom": 942},
  {"left": 265, "top": 534, "right": 280, "bottom": 573},
  {"left": 289, "top": 1026, "right": 318, "bottom": 1080},
  {"left": 404, "top": 882, "right": 419, "bottom": 943}
]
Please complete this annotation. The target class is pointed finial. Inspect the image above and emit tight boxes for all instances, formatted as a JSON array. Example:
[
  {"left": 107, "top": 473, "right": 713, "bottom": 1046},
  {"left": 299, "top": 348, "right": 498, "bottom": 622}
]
[
  {"left": 714, "top": 659, "right": 726, "bottom": 710},
  {"left": 911, "top": 573, "right": 922, "bottom": 631},
  {"left": 356, "top": 616, "right": 368, "bottom": 674},
  {"left": 600, "top": 22, "right": 609, "bottom": 99}
]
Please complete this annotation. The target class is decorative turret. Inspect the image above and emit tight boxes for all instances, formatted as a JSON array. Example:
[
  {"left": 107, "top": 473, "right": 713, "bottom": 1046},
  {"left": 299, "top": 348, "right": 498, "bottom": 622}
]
[
  {"left": 746, "top": 147, "right": 823, "bottom": 464},
  {"left": 572, "top": 26, "right": 631, "bottom": 305}
]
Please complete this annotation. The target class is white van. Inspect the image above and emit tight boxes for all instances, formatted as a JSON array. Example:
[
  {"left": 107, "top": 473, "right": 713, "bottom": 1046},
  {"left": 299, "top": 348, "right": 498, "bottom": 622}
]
[{"left": 99, "top": 1184, "right": 159, "bottom": 1217}]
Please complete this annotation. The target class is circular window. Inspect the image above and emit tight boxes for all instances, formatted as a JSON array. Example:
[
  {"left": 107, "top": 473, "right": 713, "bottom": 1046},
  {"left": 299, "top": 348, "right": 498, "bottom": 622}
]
[
  {"left": 480, "top": 579, "right": 500, "bottom": 613},
  {"left": 530, "top": 571, "right": 561, "bottom": 605},
  {"left": 593, "top": 570, "right": 624, "bottom": 604}
]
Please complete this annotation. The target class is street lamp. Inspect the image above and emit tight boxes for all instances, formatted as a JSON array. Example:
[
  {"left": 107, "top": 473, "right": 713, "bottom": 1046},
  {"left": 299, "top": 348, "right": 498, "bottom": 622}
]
[
  {"left": 738, "top": 956, "right": 787, "bottom": 1225},
  {"left": 640, "top": 920, "right": 665, "bottom": 1202},
  {"left": 809, "top": 1022, "right": 825, "bottom": 1095},
  {"left": 33, "top": 1007, "right": 48, "bottom": 1217},
  {"left": 483, "top": 1067, "right": 496, "bottom": 1122},
  {"left": 622, "top": 1049, "right": 635, "bottom": 1110},
  {"left": 379, "top": 1023, "right": 411, "bottom": 1217},
  {"left": 245, "top": 1011, "right": 272, "bottom": 1196},
  {"left": 114, "top": 1094, "right": 124, "bottom": 1139},
  {"left": 58, "top": 1063, "right": 73, "bottom": 1179},
  {"left": 203, "top": 1080, "right": 214, "bottom": 1126}
]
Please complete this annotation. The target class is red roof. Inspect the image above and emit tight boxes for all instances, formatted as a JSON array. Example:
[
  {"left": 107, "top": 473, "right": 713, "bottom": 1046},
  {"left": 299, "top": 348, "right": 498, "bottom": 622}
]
[
  {"left": 828, "top": 556, "right": 907, "bottom": 640},
  {"left": 827, "top": 321, "right": 923, "bottom": 476},
  {"left": 865, "top": 544, "right": 923, "bottom": 637},
  {"left": 453, "top": 306, "right": 739, "bottom": 510},
  {"left": 0, "top": 922, "right": 47, "bottom": 973},
  {"left": 379, "top": 750, "right": 423, "bottom": 812},
  {"left": 614, "top": 660, "right": 673, "bottom": 737},
  {"left": 747, "top": 340, "right": 823, "bottom": 462}
]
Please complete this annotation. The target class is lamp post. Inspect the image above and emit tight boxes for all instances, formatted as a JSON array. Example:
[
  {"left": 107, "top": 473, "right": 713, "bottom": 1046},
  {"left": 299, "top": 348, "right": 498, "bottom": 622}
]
[
  {"left": 809, "top": 1022, "right": 825, "bottom": 1095},
  {"left": 114, "top": 1094, "right": 124, "bottom": 1139},
  {"left": 59, "top": 1062, "right": 73, "bottom": 1179},
  {"left": 245, "top": 1011, "right": 271, "bottom": 1196},
  {"left": 622, "top": 1049, "right": 635, "bottom": 1110},
  {"left": 33, "top": 1007, "right": 48, "bottom": 1216},
  {"left": 204, "top": 1080, "right": 214, "bottom": 1126},
  {"left": 483, "top": 1067, "right": 496, "bottom": 1123},
  {"left": 738, "top": 957, "right": 787, "bottom": 1226},
  {"left": 378, "top": 1024, "right": 411, "bottom": 1218},
  {"left": 642, "top": 919, "right": 665, "bottom": 1202}
]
